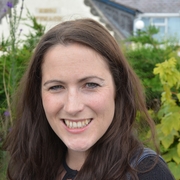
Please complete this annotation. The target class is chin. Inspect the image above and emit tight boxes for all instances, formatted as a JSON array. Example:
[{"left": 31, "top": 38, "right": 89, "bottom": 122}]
[
  {"left": 67, "top": 142, "right": 93, "bottom": 152},
  {"left": 69, "top": 146, "right": 90, "bottom": 152}
]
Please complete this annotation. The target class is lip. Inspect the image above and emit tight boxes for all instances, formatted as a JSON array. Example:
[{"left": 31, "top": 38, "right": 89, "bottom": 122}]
[{"left": 61, "top": 118, "right": 92, "bottom": 134}]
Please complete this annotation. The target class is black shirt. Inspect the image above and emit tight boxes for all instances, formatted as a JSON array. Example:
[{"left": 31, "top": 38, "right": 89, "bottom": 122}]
[{"left": 62, "top": 148, "right": 175, "bottom": 180}]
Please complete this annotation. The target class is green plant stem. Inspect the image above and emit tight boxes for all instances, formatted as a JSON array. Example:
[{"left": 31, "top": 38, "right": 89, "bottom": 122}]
[{"left": 2, "top": 57, "right": 12, "bottom": 126}]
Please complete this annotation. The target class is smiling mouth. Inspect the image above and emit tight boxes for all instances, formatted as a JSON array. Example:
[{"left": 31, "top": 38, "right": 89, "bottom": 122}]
[{"left": 63, "top": 119, "right": 92, "bottom": 129}]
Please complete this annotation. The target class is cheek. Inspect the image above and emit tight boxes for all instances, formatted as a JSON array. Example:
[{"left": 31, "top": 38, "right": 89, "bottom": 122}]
[
  {"left": 42, "top": 94, "right": 61, "bottom": 115},
  {"left": 88, "top": 92, "right": 115, "bottom": 115}
]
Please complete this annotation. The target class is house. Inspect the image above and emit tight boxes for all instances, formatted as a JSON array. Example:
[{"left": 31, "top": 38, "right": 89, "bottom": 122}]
[
  {"left": 86, "top": 0, "right": 180, "bottom": 40},
  {"left": 0, "top": 0, "right": 101, "bottom": 39}
]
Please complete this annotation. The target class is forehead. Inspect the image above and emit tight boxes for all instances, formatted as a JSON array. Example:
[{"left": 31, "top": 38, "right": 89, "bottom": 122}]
[{"left": 42, "top": 43, "right": 111, "bottom": 76}]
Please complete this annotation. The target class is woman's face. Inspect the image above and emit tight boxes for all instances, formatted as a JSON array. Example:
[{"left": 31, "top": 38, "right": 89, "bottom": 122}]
[{"left": 41, "top": 43, "right": 115, "bottom": 153}]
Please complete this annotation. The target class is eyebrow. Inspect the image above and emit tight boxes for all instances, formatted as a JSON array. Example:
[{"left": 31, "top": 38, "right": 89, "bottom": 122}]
[
  {"left": 79, "top": 76, "right": 105, "bottom": 83},
  {"left": 43, "top": 80, "right": 64, "bottom": 86},
  {"left": 43, "top": 76, "right": 105, "bottom": 86}
]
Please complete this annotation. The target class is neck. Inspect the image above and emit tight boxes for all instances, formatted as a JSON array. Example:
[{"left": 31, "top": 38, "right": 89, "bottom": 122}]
[{"left": 66, "top": 149, "right": 88, "bottom": 171}]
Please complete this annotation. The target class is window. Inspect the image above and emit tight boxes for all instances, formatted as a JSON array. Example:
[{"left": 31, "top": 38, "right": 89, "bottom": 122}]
[{"left": 151, "top": 17, "right": 167, "bottom": 39}]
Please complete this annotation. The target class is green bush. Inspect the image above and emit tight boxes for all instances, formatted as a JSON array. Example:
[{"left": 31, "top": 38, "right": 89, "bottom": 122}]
[
  {"left": 125, "top": 26, "right": 180, "bottom": 111},
  {"left": 0, "top": 2, "right": 45, "bottom": 177},
  {"left": 124, "top": 26, "right": 180, "bottom": 179},
  {"left": 153, "top": 57, "right": 180, "bottom": 180}
]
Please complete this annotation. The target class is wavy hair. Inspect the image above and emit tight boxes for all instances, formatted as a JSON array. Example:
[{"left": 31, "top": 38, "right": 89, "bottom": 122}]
[{"left": 4, "top": 18, "right": 156, "bottom": 180}]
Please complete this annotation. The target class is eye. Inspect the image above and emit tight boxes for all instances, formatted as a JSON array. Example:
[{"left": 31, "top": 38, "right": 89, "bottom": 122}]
[
  {"left": 85, "top": 82, "right": 100, "bottom": 89},
  {"left": 49, "top": 85, "right": 64, "bottom": 91}
]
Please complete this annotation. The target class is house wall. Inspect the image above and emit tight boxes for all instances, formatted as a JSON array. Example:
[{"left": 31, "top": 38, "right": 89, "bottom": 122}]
[
  {"left": 168, "top": 17, "right": 180, "bottom": 39},
  {"left": 0, "top": 0, "right": 100, "bottom": 40},
  {"left": 90, "top": 0, "right": 180, "bottom": 41},
  {"left": 141, "top": 16, "right": 180, "bottom": 41},
  {"left": 93, "top": 0, "right": 135, "bottom": 38}
]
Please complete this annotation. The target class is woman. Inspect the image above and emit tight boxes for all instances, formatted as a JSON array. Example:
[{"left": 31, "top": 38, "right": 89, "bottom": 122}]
[{"left": 5, "top": 18, "right": 174, "bottom": 180}]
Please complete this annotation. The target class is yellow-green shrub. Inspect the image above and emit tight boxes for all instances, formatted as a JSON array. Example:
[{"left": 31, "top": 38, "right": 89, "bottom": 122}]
[{"left": 154, "top": 57, "right": 180, "bottom": 179}]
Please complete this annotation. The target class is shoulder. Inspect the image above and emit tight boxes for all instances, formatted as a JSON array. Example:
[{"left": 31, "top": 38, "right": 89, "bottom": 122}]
[{"left": 136, "top": 148, "right": 175, "bottom": 180}]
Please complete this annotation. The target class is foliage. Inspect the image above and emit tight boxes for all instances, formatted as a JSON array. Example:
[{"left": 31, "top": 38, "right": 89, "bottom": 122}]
[
  {"left": 0, "top": 1, "right": 45, "bottom": 178},
  {"left": 153, "top": 57, "right": 180, "bottom": 180},
  {"left": 125, "top": 26, "right": 180, "bottom": 110},
  {"left": 124, "top": 25, "right": 180, "bottom": 179}
]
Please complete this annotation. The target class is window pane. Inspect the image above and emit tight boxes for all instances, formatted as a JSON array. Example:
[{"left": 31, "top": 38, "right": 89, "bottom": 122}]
[
  {"left": 153, "top": 18, "right": 165, "bottom": 24},
  {"left": 157, "top": 26, "right": 165, "bottom": 34}
]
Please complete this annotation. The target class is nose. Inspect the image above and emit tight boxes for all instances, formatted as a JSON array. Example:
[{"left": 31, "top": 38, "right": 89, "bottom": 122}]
[{"left": 63, "top": 89, "right": 84, "bottom": 115}]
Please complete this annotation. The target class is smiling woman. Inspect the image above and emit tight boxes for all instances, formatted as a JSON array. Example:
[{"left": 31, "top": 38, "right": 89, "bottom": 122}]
[
  {"left": 41, "top": 43, "right": 115, "bottom": 154},
  {"left": 4, "top": 19, "right": 175, "bottom": 180}
]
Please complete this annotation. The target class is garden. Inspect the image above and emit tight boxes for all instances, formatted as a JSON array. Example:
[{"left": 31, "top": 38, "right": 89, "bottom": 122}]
[
  {"left": 0, "top": 1, "right": 180, "bottom": 179},
  {"left": 125, "top": 26, "right": 180, "bottom": 179},
  {"left": 0, "top": 1, "right": 45, "bottom": 179}
]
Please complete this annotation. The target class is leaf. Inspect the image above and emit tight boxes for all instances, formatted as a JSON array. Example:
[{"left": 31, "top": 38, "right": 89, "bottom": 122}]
[
  {"left": 162, "top": 152, "right": 173, "bottom": 162},
  {"left": 156, "top": 124, "right": 164, "bottom": 141},
  {"left": 177, "top": 93, "right": 180, "bottom": 102},
  {"left": 168, "top": 162, "right": 180, "bottom": 180},
  {"left": 163, "top": 112, "right": 180, "bottom": 132},
  {"left": 161, "top": 114, "right": 174, "bottom": 135},
  {"left": 162, "top": 147, "right": 180, "bottom": 164},
  {"left": 153, "top": 57, "right": 180, "bottom": 89},
  {"left": 160, "top": 130, "right": 178, "bottom": 150},
  {"left": 157, "top": 104, "right": 171, "bottom": 119},
  {"left": 159, "top": 107, "right": 180, "bottom": 135},
  {"left": 161, "top": 133, "right": 175, "bottom": 149},
  {"left": 171, "top": 114, "right": 180, "bottom": 131},
  {"left": 177, "top": 142, "right": 180, "bottom": 157}
]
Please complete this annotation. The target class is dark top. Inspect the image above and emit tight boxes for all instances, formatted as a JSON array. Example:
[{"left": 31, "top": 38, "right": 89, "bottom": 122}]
[
  {"left": 62, "top": 160, "right": 78, "bottom": 180},
  {"left": 137, "top": 156, "right": 175, "bottom": 180},
  {"left": 62, "top": 148, "right": 175, "bottom": 180}
]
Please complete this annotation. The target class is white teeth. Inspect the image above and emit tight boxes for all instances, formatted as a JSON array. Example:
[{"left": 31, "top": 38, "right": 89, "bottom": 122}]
[
  {"left": 65, "top": 120, "right": 70, "bottom": 127},
  {"left": 64, "top": 119, "right": 91, "bottom": 129},
  {"left": 70, "top": 121, "right": 72, "bottom": 128},
  {"left": 73, "top": 122, "right": 77, "bottom": 128},
  {"left": 78, "top": 121, "right": 81, "bottom": 128}
]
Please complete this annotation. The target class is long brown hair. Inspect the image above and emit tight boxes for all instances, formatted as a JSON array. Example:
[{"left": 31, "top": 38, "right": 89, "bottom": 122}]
[{"left": 4, "top": 18, "right": 156, "bottom": 180}]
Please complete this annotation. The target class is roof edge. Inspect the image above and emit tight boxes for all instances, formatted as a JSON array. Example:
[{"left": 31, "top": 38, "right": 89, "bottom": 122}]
[
  {"left": 93, "top": 0, "right": 141, "bottom": 15},
  {"left": 137, "top": 13, "right": 180, "bottom": 17}
]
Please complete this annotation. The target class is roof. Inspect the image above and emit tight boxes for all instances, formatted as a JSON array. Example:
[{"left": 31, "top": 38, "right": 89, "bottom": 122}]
[
  {"left": 95, "top": 0, "right": 140, "bottom": 15},
  {"left": 111, "top": 0, "right": 180, "bottom": 13}
]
